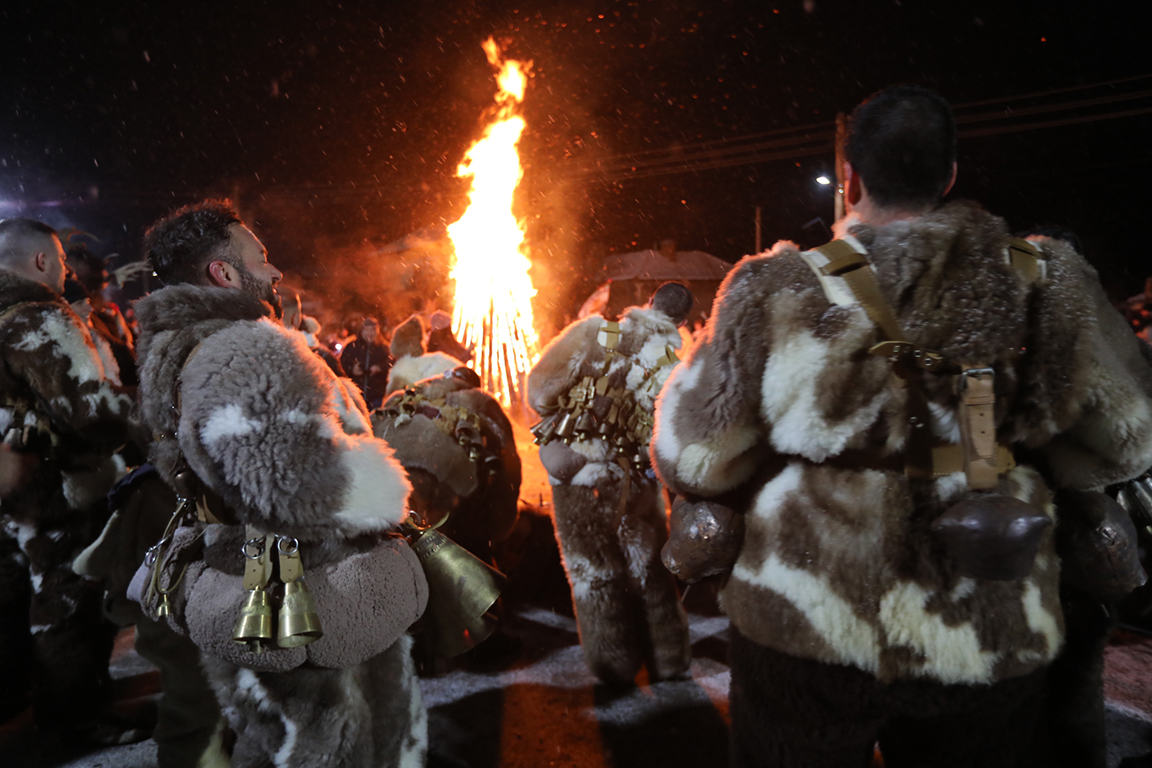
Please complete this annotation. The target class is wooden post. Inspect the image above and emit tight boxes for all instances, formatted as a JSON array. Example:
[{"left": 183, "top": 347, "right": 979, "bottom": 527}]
[
  {"left": 754, "top": 205, "right": 762, "bottom": 254},
  {"left": 834, "top": 112, "right": 847, "bottom": 221}
]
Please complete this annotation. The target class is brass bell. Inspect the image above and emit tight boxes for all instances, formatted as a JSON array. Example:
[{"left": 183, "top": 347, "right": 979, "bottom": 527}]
[
  {"left": 277, "top": 579, "right": 323, "bottom": 648},
  {"left": 409, "top": 527, "right": 506, "bottom": 657},
  {"left": 573, "top": 410, "right": 595, "bottom": 437},
  {"left": 555, "top": 411, "right": 575, "bottom": 439},
  {"left": 232, "top": 587, "right": 274, "bottom": 653},
  {"left": 156, "top": 593, "right": 172, "bottom": 618}
]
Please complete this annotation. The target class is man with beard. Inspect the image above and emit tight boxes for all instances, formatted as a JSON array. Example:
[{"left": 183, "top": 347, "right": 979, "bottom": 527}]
[{"left": 132, "top": 200, "right": 428, "bottom": 767}]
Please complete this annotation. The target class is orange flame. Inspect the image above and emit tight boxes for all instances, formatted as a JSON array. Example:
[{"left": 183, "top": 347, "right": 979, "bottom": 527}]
[{"left": 447, "top": 39, "right": 537, "bottom": 406}]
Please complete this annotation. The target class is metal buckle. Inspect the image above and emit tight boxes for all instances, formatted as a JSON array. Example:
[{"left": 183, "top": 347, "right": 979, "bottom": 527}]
[{"left": 957, "top": 367, "right": 995, "bottom": 393}]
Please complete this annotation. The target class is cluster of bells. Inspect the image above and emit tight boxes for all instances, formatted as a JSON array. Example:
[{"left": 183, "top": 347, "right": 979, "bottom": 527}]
[
  {"left": 233, "top": 516, "right": 508, "bottom": 659},
  {"left": 532, "top": 391, "right": 653, "bottom": 472},
  {"left": 232, "top": 535, "right": 323, "bottom": 653}
]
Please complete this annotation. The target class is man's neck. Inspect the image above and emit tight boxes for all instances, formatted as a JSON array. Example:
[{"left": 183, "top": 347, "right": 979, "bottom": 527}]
[{"left": 849, "top": 197, "right": 934, "bottom": 228}]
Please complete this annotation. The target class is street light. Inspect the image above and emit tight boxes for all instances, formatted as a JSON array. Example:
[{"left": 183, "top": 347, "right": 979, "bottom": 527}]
[{"left": 815, "top": 175, "right": 832, "bottom": 185}]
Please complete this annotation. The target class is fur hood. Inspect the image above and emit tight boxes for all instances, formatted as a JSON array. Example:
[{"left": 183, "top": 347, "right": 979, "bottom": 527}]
[
  {"left": 653, "top": 201, "right": 1152, "bottom": 685},
  {"left": 135, "top": 284, "right": 411, "bottom": 543}
]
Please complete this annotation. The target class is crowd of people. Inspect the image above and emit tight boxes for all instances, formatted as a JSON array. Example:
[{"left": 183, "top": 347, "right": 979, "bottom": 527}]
[{"left": 2, "top": 84, "right": 1152, "bottom": 768}]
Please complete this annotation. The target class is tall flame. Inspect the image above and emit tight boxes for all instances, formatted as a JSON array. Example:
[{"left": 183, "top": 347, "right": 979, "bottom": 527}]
[{"left": 447, "top": 38, "right": 537, "bottom": 406}]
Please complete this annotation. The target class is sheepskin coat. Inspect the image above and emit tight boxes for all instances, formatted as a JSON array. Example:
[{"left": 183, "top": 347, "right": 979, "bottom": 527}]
[
  {"left": 0, "top": 268, "right": 132, "bottom": 724},
  {"left": 529, "top": 305, "right": 690, "bottom": 684},
  {"left": 653, "top": 202, "right": 1152, "bottom": 686},
  {"left": 134, "top": 283, "right": 427, "bottom": 768}
]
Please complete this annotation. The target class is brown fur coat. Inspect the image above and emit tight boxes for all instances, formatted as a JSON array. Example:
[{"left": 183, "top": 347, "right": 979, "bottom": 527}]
[{"left": 653, "top": 202, "right": 1152, "bottom": 685}]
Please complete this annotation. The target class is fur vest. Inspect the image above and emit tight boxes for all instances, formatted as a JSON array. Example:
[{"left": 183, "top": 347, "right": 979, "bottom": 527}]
[
  {"left": 653, "top": 202, "right": 1152, "bottom": 685},
  {"left": 529, "top": 305, "right": 682, "bottom": 486}
]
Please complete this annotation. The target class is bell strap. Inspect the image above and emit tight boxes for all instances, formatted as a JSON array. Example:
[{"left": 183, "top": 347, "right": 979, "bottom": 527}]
[
  {"left": 956, "top": 367, "right": 1001, "bottom": 490},
  {"left": 242, "top": 529, "right": 275, "bottom": 592}
]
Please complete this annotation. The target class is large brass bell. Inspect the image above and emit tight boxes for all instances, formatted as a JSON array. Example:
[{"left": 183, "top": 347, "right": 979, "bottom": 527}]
[
  {"left": 232, "top": 587, "right": 275, "bottom": 652},
  {"left": 407, "top": 519, "right": 506, "bottom": 657},
  {"left": 277, "top": 580, "right": 323, "bottom": 648}
]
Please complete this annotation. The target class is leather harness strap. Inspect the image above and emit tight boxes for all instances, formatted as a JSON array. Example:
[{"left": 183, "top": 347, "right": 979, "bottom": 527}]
[{"left": 809, "top": 239, "right": 1021, "bottom": 488}]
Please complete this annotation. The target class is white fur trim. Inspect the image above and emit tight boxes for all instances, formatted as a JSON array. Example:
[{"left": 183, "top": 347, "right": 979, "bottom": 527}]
[
  {"left": 332, "top": 435, "right": 412, "bottom": 531},
  {"left": 201, "top": 404, "right": 262, "bottom": 445}
]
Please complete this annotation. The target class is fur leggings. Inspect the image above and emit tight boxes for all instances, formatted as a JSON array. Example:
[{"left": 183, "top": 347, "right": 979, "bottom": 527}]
[
  {"left": 551, "top": 477, "right": 690, "bottom": 685},
  {"left": 201, "top": 634, "right": 426, "bottom": 768}
]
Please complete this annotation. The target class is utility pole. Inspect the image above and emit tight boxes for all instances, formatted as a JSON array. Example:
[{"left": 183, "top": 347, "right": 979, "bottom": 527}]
[
  {"left": 834, "top": 112, "right": 847, "bottom": 221},
  {"left": 754, "top": 205, "right": 762, "bottom": 254}
]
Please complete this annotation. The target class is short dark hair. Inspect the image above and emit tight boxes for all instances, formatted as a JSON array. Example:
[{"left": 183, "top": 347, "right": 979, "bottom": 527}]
[
  {"left": 651, "top": 282, "right": 694, "bottom": 326},
  {"left": 143, "top": 199, "right": 243, "bottom": 286},
  {"left": 845, "top": 86, "right": 956, "bottom": 209},
  {"left": 0, "top": 218, "right": 59, "bottom": 268}
]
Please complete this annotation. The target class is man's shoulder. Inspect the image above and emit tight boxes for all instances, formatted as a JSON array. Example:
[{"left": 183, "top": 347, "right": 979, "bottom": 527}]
[{"left": 711, "top": 242, "right": 820, "bottom": 321}]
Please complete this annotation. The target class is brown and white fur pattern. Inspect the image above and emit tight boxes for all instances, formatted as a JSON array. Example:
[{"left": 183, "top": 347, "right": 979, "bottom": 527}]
[
  {"left": 653, "top": 202, "right": 1152, "bottom": 686},
  {"left": 0, "top": 268, "right": 133, "bottom": 725},
  {"left": 135, "top": 284, "right": 425, "bottom": 767},
  {"left": 529, "top": 305, "right": 690, "bottom": 684}
]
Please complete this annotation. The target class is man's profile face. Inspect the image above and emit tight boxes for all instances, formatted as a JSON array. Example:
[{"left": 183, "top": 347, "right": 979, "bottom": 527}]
[{"left": 228, "top": 223, "right": 283, "bottom": 316}]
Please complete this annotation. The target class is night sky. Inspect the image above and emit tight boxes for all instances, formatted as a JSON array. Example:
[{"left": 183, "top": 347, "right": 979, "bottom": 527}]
[{"left": 1, "top": 0, "right": 1147, "bottom": 324}]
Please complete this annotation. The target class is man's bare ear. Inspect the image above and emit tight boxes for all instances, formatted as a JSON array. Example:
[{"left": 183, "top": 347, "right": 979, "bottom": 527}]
[
  {"left": 845, "top": 163, "right": 863, "bottom": 206},
  {"left": 943, "top": 162, "right": 958, "bottom": 196},
  {"left": 34, "top": 252, "right": 48, "bottom": 273},
  {"left": 207, "top": 260, "right": 235, "bottom": 288}
]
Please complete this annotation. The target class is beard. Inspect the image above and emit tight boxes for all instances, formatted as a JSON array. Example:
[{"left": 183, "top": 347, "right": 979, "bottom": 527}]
[{"left": 236, "top": 263, "right": 283, "bottom": 319}]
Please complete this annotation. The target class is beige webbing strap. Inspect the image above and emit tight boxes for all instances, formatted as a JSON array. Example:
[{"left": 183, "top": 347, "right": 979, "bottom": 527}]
[
  {"left": 925, "top": 443, "right": 1016, "bottom": 479},
  {"left": 957, "top": 368, "right": 1000, "bottom": 490},
  {"left": 815, "top": 241, "right": 906, "bottom": 343},
  {"left": 242, "top": 530, "right": 275, "bottom": 591},
  {"left": 1006, "top": 237, "right": 1045, "bottom": 284},
  {"left": 597, "top": 321, "right": 621, "bottom": 352}
]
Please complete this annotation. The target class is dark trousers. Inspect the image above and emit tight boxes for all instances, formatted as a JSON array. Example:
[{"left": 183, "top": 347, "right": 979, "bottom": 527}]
[{"left": 729, "top": 625, "right": 1048, "bottom": 768}]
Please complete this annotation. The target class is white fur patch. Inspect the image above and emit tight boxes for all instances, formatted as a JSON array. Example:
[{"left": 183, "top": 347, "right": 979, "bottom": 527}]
[
  {"left": 201, "top": 404, "right": 262, "bottom": 445},
  {"left": 569, "top": 461, "right": 619, "bottom": 487},
  {"left": 234, "top": 669, "right": 297, "bottom": 767},
  {"left": 733, "top": 553, "right": 881, "bottom": 674},
  {"left": 1020, "top": 579, "right": 1062, "bottom": 658},
  {"left": 387, "top": 353, "right": 458, "bottom": 396},
  {"left": 761, "top": 328, "right": 884, "bottom": 461},
  {"left": 332, "top": 435, "right": 412, "bottom": 531},
  {"left": 14, "top": 311, "right": 105, "bottom": 384},
  {"left": 748, "top": 464, "right": 804, "bottom": 527},
  {"left": 397, "top": 634, "right": 427, "bottom": 768},
  {"left": 675, "top": 427, "right": 762, "bottom": 495},
  {"left": 878, "top": 580, "right": 998, "bottom": 684}
]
